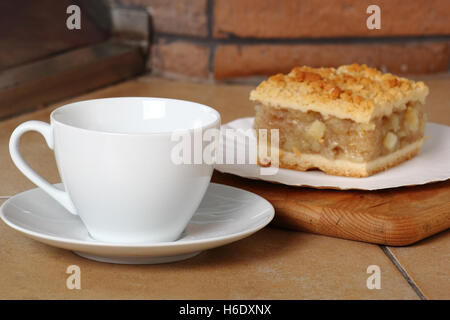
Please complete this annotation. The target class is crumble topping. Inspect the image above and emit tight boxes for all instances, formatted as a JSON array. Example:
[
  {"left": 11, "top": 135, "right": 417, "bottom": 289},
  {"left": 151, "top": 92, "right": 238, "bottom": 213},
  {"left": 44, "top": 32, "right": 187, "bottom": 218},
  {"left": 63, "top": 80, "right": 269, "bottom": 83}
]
[{"left": 250, "top": 64, "right": 429, "bottom": 123}]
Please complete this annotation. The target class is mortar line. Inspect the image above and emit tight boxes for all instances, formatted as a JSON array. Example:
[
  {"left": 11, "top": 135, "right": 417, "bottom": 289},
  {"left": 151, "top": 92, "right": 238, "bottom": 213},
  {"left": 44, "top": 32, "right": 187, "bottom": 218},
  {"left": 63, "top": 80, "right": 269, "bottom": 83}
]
[
  {"left": 206, "top": 0, "right": 215, "bottom": 79},
  {"left": 207, "top": 0, "right": 214, "bottom": 39},
  {"left": 153, "top": 33, "right": 450, "bottom": 45},
  {"left": 380, "top": 245, "right": 427, "bottom": 300}
]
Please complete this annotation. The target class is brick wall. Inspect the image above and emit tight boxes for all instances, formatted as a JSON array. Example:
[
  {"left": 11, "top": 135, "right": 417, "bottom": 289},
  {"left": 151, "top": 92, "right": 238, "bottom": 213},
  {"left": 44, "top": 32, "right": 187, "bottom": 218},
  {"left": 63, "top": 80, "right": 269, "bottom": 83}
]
[{"left": 110, "top": 0, "right": 450, "bottom": 81}]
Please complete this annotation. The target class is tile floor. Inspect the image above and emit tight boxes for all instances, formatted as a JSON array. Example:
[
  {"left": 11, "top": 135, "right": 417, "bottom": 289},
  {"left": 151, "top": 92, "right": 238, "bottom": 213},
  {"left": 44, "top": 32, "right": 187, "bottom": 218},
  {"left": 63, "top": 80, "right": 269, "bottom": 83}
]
[{"left": 0, "top": 75, "right": 448, "bottom": 299}]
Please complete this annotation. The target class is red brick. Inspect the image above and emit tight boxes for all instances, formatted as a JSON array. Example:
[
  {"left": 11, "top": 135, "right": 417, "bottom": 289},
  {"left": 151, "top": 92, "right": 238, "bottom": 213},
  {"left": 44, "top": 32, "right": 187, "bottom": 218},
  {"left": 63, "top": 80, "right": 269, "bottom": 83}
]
[
  {"left": 214, "top": 0, "right": 450, "bottom": 38},
  {"left": 111, "top": 0, "right": 208, "bottom": 37},
  {"left": 151, "top": 40, "right": 210, "bottom": 79},
  {"left": 213, "top": 42, "right": 449, "bottom": 79}
]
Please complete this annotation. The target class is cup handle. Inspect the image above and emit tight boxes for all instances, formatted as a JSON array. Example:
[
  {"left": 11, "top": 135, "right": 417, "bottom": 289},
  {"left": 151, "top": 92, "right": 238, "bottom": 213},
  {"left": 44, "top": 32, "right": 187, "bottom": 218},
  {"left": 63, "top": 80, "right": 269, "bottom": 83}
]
[{"left": 9, "top": 120, "right": 77, "bottom": 215}]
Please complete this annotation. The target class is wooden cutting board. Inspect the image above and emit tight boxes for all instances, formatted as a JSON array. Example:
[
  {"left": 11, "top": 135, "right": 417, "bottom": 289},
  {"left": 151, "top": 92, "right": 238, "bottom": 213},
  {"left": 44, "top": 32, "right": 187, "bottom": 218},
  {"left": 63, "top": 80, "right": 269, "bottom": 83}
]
[{"left": 212, "top": 171, "right": 450, "bottom": 246}]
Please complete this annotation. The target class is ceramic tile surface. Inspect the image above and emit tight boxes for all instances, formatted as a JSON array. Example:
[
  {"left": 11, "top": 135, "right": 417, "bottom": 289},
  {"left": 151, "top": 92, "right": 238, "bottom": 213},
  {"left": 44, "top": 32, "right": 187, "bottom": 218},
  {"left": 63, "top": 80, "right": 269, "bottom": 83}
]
[
  {"left": 0, "top": 74, "right": 449, "bottom": 299},
  {"left": 0, "top": 220, "right": 417, "bottom": 299},
  {"left": 388, "top": 230, "right": 450, "bottom": 300}
]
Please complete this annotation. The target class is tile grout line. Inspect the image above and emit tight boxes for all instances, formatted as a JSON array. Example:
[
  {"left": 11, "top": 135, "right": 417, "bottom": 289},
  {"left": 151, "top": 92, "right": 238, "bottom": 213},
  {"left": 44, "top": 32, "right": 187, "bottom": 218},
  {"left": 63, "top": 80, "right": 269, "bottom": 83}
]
[{"left": 380, "top": 245, "right": 427, "bottom": 300}]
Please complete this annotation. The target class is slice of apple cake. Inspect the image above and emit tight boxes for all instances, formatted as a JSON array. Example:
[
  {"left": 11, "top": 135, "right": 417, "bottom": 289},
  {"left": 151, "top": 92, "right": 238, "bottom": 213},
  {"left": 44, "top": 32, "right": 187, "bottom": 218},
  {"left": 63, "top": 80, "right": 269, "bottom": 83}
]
[{"left": 250, "top": 64, "right": 429, "bottom": 177}]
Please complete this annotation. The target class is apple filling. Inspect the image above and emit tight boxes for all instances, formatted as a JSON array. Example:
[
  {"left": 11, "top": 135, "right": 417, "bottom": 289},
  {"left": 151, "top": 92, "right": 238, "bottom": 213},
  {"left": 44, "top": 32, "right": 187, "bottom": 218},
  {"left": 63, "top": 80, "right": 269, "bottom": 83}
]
[{"left": 254, "top": 101, "right": 425, "bottom": 163}]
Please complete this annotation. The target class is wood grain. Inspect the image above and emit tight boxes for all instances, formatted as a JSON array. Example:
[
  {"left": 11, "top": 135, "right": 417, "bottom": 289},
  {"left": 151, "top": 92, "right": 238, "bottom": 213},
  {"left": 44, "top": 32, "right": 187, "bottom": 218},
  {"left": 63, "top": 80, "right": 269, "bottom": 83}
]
[
  {"left": 212, "top": 171, "right": 450, "bottom": 246},
  {"left": 0, "top": 0, "right": 109, "bottom": 71},
  {"left": 0, "top": 41, "right": 145, "bottom": 119}
]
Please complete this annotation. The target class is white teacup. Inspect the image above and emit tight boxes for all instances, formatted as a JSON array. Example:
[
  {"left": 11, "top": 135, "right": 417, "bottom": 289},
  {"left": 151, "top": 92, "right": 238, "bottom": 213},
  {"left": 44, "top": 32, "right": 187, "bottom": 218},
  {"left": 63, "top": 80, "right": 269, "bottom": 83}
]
[{"left": 9, "top": 97, "right": 221, "bottom": 243}]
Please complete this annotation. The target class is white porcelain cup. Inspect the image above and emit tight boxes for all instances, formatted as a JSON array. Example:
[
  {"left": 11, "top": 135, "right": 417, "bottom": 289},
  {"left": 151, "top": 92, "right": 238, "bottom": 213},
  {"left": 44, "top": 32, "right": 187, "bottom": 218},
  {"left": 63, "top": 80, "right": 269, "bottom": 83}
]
[{"left": 9, "top": 97, "right": 221, "bottom": 243}]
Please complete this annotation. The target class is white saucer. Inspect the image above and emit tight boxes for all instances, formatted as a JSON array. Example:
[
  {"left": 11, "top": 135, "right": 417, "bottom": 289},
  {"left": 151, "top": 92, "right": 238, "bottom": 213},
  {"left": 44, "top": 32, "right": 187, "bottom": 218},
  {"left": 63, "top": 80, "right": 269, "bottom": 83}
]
[
  {"left": 0, "top": 183, "right": 274, "bottom": 264},
  {"left": 217, "top": 117, "right": 450, "bottom": 190}
]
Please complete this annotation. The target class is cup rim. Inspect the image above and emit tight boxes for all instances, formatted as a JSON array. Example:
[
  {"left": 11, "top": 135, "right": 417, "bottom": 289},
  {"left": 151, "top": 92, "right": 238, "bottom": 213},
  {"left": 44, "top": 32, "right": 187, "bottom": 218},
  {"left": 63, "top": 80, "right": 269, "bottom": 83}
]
[{"left": 50, "top": 97, "right": 221, "bottom": 136}]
